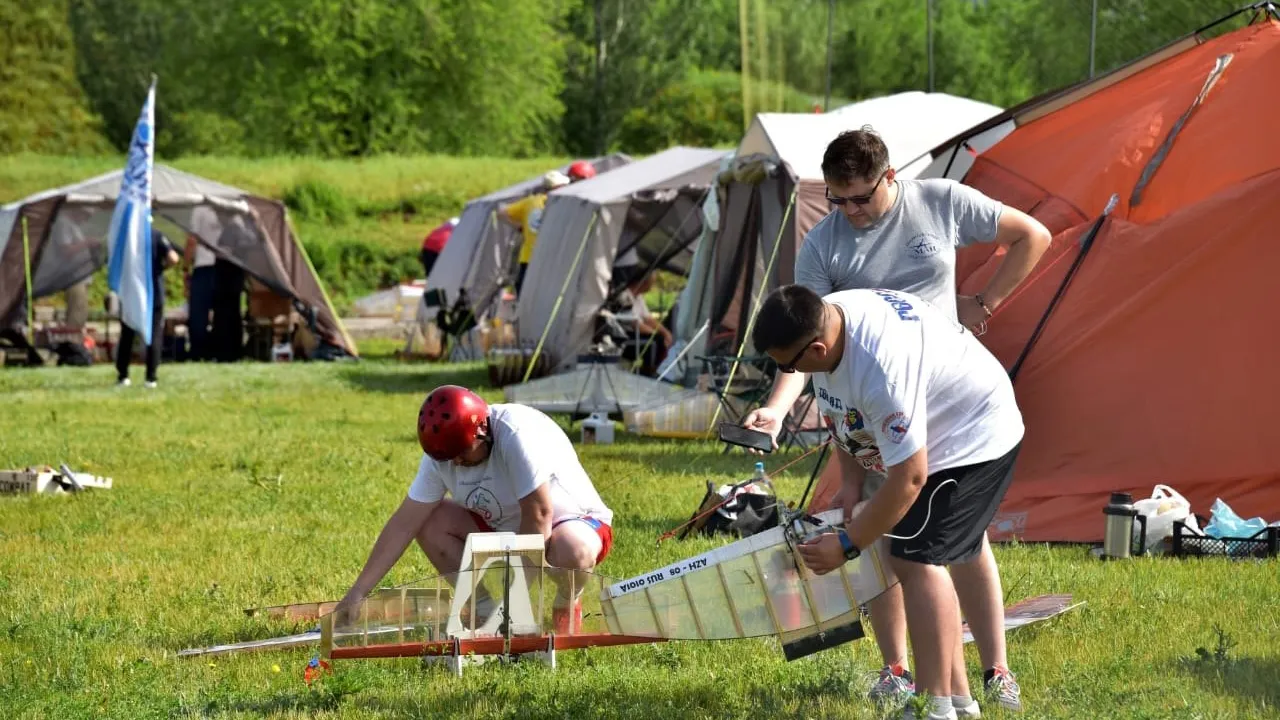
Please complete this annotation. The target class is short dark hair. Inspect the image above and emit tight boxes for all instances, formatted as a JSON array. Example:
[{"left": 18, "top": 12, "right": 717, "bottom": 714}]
[
  {"left": 752, "top": 285, "right": 825, "bottom": 354},
  {"left": 821, "top": 126, "right": 890, "bottom": 185}
]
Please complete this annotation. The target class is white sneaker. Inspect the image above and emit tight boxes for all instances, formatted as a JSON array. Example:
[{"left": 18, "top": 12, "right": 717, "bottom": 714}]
[
  {"left": 953, "top": 696, "right": 982, "bottom": 718},
  {"left": 983, "top": 665, "right": 1023, "bottom": 711},
  {"left": 869, "top": 664, "right": 915, "bottom": 704},
  {"left": 144, "top": 380, "right": 157, "bottom": 389},
  {"left": 116, "top": 378, "right": 131, "bottom": 387}
]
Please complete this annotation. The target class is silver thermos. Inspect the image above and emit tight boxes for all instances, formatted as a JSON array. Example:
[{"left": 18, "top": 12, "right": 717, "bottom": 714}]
[{"left": 1102, "top": 492, "right": 1147, "bottom": 559}]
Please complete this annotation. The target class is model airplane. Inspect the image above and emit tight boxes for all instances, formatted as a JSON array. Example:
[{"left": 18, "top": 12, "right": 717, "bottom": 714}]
[
  {"left": 187, "top": 512, "right": 1079, "bottom": 668},
  {"left": 314, "top": 504, "right": 898, "bottom": 675}
]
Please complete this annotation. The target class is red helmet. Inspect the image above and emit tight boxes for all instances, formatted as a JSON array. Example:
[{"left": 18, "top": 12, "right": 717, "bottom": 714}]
[
  {"left": 417, "top": 385, "right": 489, "bottom": 461},
  {"left": 567, "top": 161, "right": 596, "bottom": 181}
]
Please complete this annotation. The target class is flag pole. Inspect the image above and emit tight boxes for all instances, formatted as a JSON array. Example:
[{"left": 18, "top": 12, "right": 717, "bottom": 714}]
[{"left": 22, "top": 216, "right": 34, "bottom": 344}]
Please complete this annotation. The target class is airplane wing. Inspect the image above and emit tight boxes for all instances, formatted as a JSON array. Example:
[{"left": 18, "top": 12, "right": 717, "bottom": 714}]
[{"left": 321, "top": 509, "right": 897, "bottom": 661}]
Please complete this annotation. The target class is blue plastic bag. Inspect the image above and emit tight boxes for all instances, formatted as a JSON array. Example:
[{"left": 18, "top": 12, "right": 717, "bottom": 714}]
[{"left": 1204, "top": 498, "right": 1267, "bottom": 539}]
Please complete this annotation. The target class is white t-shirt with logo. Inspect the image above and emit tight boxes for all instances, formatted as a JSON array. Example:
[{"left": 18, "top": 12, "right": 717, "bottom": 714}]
[
  {"left": 812, "top": 289, "right": 1023, "bottom": 476},
  {"left": 407, "top": 404, "right": 613, "bottom": 532}
]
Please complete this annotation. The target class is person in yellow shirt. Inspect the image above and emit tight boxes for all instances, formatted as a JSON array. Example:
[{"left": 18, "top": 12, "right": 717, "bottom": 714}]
[{"left": 502, "top": 161, "right": 597, "bottom": 294}]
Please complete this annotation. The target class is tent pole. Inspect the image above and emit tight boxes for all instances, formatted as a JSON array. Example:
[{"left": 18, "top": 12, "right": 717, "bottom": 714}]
[
  {"left": 606, "top": 184, "right": 716, "bottom": 372},
  {"left": 284, "top": 212, "right": 358, "bottom": 357},
  {"left": 1008, "top": 193, "right": 1118, "bottom": 383},
  {"left": 521, "top": 212, "right": 599, "bottom": 384},
  {"left": 703, "top": 186, "right": 796, "bottom": 438},
  {"left": 22, "top": 216, "right": 34, "bottom": 344}
]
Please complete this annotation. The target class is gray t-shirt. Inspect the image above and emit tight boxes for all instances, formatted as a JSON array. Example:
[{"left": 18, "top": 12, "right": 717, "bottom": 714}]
[{"left": 795, "top": 178, "right": 1003, "bottom": 321}]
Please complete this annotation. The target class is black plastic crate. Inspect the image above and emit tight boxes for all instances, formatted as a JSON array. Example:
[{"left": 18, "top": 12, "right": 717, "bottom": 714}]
[{"left": 1171, "top": 516, "right": 1279, "bottom": 559}]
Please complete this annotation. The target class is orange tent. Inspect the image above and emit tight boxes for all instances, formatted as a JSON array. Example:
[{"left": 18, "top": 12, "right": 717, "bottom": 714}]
[{"left": 808, "top": 9, "right": 1280, "bottom": 542}]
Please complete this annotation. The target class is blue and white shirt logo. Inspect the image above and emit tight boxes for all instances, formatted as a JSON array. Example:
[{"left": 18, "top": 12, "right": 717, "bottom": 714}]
[{"left": 907, "top": 233, "right": 942, "bottom": 259}]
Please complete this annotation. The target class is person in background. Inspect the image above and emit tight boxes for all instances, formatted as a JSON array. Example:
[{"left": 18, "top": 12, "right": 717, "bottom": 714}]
[
  {"left": 116, "top": 229, "right": 180, "bottom": 388},
  {"left": 501, "top": 161, "right": 597, "bottom": 294},
  {"left": 184, "top": 236, "right": 217, "bottom": 361},
  {"left": 420, "top": 217, "right": 458, "bottom": 281},
  {"left": 618, "top": 272, "right": 671, "bottom": 374}
]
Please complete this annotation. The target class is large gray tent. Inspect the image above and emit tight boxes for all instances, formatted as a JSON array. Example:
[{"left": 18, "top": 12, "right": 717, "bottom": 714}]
[
  {"left": 423, "top": 154, "right": 632, "bottom": 326},
  {"left": 0, "top": 164, "right": 354, "bottom": 355},
  {"left": 515, "top": 146, "right": 729, "bottom": 373}
]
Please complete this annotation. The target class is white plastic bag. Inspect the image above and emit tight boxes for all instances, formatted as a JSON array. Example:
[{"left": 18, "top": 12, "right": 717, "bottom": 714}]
[{"left": 1132, "top": 484, "right": 1192, "bottom": 552}]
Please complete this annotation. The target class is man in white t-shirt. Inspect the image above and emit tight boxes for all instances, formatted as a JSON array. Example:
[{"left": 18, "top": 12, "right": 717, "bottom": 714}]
[
  {"left": 743, "top": 127, "right": 1047, "bottom": 710},
  {"left": 335, "top": 385, "right": 614, "bottom": 634},
  {"left": 752, "top": 285, "right": 1024, "bottom": 720}
]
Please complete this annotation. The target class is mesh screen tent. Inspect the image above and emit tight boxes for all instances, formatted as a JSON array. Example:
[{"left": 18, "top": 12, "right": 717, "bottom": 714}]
[{"left": 0, "top": 164, "right": 354, "bottom": 356}]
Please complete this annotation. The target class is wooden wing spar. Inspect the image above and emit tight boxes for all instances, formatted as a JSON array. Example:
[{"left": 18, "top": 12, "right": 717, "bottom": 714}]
[{"left": 318, "top": 509, "right": 899, "bottom": 671}]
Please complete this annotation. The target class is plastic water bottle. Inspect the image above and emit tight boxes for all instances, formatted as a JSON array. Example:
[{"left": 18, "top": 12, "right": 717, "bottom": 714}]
[{"left": 754, "top": 461, "right": 766, "bottom": 481}]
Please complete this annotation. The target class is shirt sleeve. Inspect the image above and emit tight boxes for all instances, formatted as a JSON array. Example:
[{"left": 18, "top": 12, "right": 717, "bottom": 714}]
[
  {"left": 505, "top": 197, "right": 533, "bottom": 226},
  {"left": 856, "top": 354, "right": 928, "bottom": 469},
  {"left": 949, "top": 181, "right": 1004, "bottom": 247},
  {"left": 406, "top": 454, "right": 446, "bottom": 504},
  {"left": 794, "top": 229, "right": 834, "bottom": 296}
]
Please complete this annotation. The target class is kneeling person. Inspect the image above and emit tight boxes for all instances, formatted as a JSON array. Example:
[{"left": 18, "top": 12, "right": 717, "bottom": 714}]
[
  {"left": 753, "top": 285, "right": 1023, "bottom": 720},
  {"left": 336, "top": 385, "right": 614, "bottom": 635}
]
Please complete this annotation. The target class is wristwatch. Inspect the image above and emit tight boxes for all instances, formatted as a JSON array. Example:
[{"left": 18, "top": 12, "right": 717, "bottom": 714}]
[{"left": 836, "top": 527, "right": 861, "bottom": 561}]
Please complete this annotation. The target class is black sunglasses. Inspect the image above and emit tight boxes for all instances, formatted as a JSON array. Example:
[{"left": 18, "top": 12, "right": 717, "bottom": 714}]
[
  {"left": 826, "top": 172, "right": 885, "bottom": 206},
  {"left": 777, "top": 336, "right": 819, "bottom": 373}
]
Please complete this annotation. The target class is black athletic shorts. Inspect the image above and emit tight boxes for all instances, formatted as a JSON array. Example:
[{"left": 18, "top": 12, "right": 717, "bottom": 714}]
[{"left": 888, "top": 442, "right": 1021, "bottom": 566}]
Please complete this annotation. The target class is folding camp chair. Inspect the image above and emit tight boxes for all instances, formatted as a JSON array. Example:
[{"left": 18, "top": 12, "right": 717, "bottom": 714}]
[
  {"left": 695, "top": 354, "right": 777, "bottom": 451},
  {"left": 779, "top": 378, "right": 823, "bottom": 452}
]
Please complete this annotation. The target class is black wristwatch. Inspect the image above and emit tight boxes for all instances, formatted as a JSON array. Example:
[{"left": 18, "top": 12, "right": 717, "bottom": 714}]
[{"left": 836, "top": 527, "right": 861, "bottom": 561}]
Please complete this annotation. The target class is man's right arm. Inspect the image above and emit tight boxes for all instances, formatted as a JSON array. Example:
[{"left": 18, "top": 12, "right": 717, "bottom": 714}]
[
  {"left": 499, "top": 198, "right": 529, "bottom": 228},
  {"left": 339, "top": 497, "right": 436, "bottom": 606},
  {"left": 740, "top": 370, "right": 807, "bottom": 451},
  {"left": 754, "top": 235, "right": 831, "bottom": 421}
]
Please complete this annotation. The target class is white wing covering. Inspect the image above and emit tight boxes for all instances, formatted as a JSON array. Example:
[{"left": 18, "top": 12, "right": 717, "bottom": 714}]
[
  {"left": 323, "top": 510, "right": 897, "bottom": 655},
  {"left": 602, "top": 509, "right": 896, "bottom": 642}
]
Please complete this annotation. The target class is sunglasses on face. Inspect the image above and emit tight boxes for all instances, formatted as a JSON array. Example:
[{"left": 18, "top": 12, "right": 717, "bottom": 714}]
[
  {"left": 777, "top": 337, "right": 819, "bottom": 373},
  {"left": 826, "top": 172, "right": 886, "bottom": 206}
]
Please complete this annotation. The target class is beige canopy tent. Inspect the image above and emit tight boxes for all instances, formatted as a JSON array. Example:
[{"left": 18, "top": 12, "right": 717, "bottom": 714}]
[
  {"left": 0, "top": 164, "right": 354, "bottom": 356},
  {"left": 514, "top": 146, "right": 730, "bottom": 375},
  {"left": 422, "top": 154, "right": 632, "bottom": 331}
]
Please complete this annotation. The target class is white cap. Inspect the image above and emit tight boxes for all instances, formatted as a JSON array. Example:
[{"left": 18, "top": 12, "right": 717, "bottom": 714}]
[{"left": 543, "top": 170, "right": 571, "bottom": 189}]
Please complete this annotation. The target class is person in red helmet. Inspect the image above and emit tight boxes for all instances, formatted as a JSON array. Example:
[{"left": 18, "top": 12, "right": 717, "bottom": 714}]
[
  {"left": 335, "top": 385, "right": 614, "bottom": 634},
  {"left": 567, "top": 160, "right": 596, "bottom": 181}
]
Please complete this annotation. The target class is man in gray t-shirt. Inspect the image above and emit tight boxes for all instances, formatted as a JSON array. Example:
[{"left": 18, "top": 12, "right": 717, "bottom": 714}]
[
  {"left": 795, "top": 177, "right": 1003, "bottom": 321},
  {"left": 744, "top": 127, "right": 1049, "bottom": 712}
]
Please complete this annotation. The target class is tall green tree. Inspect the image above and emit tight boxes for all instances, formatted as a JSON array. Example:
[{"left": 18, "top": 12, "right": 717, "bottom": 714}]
[
  {"left": 69, "top": 0, "right": 571, "bottom": 157},
  {"left": 560, "top": 0, "right": 737, "bottom": 155},
  {"left": 0, "top": 0, "right": 109, "bottom": 154}
]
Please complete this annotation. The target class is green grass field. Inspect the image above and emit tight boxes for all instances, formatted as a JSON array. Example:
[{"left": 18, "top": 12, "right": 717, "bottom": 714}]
[{"left": 1, "top": 359, "right": 1277, "bottom": 719}]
